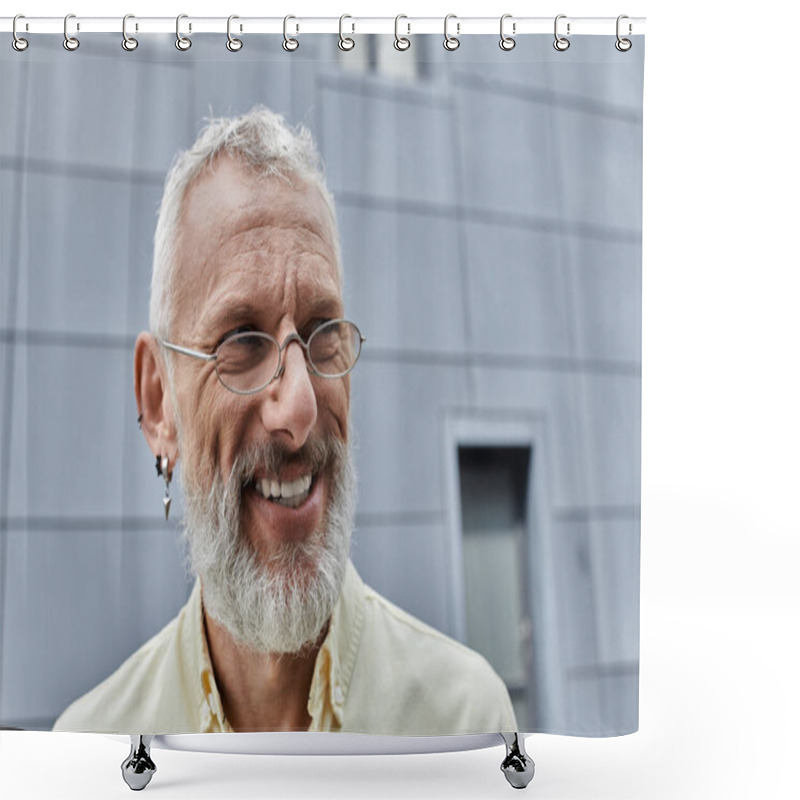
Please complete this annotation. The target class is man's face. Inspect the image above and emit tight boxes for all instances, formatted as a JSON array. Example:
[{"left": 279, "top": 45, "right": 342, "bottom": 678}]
[
  {"left": 160, "top": 155, "right": 358, "bottom": 654},
  {"left": 169, "top": 155, "right": 349, "bottom": 570}
]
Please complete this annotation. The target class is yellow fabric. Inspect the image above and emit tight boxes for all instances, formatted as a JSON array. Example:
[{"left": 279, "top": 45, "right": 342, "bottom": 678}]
[{"left": 54, "top": 561, "right": 517, "bottom": 735}]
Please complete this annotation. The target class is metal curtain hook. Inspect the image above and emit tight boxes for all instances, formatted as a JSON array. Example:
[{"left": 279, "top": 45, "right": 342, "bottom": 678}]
[
  {"left": 394, "top": 14, "right": 410, "bottom": 51},
  {"left": 63, "top": 13, "right": 79, "bottom": 51},
  {"left": 554, "top": 14, "right": 570, "bottom": 51},
  {"left": 499, "top": 14, "right": 516, "bottom": 51},
  {"left": 12, "top": 14, "right": 29, "bottom": 51},
  {"left": 122, "top": 14, "right": 138, "bottom": 51},
  {"left": 338, "top": 14, "right": 355, "bottom": 51},
  {"left": 175, "top": 14, "right": 192, "bottom": 50},
  {"left": 616, "top": 14, "right": 632, "bottom": 51},
  {"left": 227, "top": 14, "right": 242, "bottom": 51},
  {"left": 283, "top": 15, "right": 299, "bottom": 51},
  {"left": 444, "top": 14, "right": 460, "bottom": 51}
]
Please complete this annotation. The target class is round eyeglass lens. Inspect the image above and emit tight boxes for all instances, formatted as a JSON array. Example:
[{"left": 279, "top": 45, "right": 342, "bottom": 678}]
[
  {"left": 216, "top": 332, "right": 279, "bottom": 393},
  {"left": 308, "top": 320, "right": 362, "bottom": 376}
]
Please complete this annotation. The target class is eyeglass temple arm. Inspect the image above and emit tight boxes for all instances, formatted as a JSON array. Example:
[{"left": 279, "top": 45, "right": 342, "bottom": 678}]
[{"left": 160, "top": 340, "right": 217, "bottom": 362}]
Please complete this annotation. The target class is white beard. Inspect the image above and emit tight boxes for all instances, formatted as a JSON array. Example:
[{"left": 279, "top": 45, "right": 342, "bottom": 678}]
[{"left": 180, "top": 436, "right": 356, "bottom": 654}]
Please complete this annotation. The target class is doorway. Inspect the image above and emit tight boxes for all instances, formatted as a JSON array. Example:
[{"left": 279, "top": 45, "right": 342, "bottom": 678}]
[{"left": 457, "top": 445, "right": 534, "bottom": 727}]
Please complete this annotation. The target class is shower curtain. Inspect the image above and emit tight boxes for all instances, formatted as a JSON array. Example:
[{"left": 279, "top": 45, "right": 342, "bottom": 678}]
[{"left": 0, "top": 21, "right": 643, "bottom": 739}]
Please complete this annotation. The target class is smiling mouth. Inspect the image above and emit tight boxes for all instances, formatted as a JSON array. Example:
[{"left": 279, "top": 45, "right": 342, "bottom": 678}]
[{"left": 249, "top": 473, "right": 315, "bottom": 509}]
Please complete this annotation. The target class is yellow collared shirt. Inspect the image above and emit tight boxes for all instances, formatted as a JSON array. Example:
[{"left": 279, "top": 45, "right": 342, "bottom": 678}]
[{"left": 54, "top": 561, "right": 517, "bottom": 735}]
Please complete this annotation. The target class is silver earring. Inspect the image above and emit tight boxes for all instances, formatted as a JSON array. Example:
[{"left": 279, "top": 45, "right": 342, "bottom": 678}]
[{"left": 162, "top": 456, "right": 172, "bottom": 521}]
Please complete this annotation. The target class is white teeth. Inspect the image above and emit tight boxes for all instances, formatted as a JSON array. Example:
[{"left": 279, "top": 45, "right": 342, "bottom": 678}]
[{"left": 254, "top": 473, "right": 313, "bottom": 506}]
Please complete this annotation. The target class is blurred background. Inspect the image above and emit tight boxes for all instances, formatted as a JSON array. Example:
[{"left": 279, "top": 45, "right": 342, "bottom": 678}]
[{"left": 0, "top": 33, "right": 642, "bottom": 734}]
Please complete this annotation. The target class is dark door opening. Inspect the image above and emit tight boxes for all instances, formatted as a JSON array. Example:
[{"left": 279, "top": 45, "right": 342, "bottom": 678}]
[{"left": 457, "top": 445, "right": 534, "bottom": 728}]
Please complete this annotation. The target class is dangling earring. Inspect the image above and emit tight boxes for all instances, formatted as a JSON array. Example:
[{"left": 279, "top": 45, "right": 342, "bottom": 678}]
[{"left": 157, "top": 455, "right": 172, "bottom": 521}]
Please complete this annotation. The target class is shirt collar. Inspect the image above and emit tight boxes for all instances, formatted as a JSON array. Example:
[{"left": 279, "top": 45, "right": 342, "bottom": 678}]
[
  {"left": 307, "top": 561, "right": 365, "bottom": 729},
  {"left": 179, "top": 579, "right": 229, "bottom": 732}
]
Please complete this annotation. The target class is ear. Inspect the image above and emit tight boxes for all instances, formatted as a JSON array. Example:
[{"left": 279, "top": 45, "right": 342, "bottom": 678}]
[{"left": 134, "top": 332, "right": 179, "bottom": 477}]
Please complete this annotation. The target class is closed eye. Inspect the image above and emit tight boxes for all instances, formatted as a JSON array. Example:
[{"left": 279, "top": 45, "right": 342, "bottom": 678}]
[
  {"left": 216, "top": 325, "right": 257, "bottom": 350},
  {"left": 302, "top": 318, "right": 334, "bottom": 339}
]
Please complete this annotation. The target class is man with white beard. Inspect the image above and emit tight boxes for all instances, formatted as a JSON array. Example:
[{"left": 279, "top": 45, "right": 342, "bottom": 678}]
[{"left": 54, "top": 107, "right": 517, "bottom": 736}]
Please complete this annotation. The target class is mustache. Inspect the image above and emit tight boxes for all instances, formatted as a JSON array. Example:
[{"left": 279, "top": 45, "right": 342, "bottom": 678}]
[{"left": 230, "top": 434, "right": 345, "bottom": 487}]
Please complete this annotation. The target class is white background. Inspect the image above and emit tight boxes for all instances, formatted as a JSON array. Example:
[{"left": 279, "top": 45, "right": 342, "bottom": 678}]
[{"left": 1, "top": 1, "right": 798, "bottom": 798}]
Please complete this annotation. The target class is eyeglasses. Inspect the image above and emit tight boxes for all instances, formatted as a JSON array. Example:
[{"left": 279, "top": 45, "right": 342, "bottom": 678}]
[{"left": 160, "top": 319, "right": 366, "bottom": 395}]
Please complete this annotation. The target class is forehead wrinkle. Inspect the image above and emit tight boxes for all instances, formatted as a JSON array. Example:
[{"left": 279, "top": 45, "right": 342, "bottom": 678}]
[
  {"left": 211, "top": 177, "right": 335, "bottom": 256},
  {"left": 220, "top": 222, "right": 335, "bottom": 277},
  {"left": 205, "top": 201, "right": 337, "bottom": 283}
]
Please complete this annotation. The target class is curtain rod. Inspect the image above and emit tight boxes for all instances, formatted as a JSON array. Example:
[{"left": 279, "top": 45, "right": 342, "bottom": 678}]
[{"left": 0, "top": 16, "right": 646, "bottom": 36}]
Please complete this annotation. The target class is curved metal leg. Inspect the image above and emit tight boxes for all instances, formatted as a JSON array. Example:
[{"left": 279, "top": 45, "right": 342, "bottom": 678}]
[
  {"left": 500, "top": 732, "right": 535, "bottom": 789},
  {"left": 121, "top": 735, "right": 156, "bottom": 791}
]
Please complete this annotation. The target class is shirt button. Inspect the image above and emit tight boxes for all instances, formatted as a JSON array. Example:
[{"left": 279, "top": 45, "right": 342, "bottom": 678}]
[{"left": 334, "top": 684, "right": 344, "bottom": 706}]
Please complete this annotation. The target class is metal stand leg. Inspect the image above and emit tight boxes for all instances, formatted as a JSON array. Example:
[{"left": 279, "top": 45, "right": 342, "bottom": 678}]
[
  {"left": 500, "top": 732, "right": 535, "bottom": 789},
  {"left": 121, "top": 735, "right": 156, "bottom": 791}
]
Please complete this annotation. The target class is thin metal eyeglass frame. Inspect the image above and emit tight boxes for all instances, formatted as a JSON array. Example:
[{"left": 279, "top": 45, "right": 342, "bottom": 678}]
[{"left": 159, "top": 319, "right": 366, "bottom": 395}]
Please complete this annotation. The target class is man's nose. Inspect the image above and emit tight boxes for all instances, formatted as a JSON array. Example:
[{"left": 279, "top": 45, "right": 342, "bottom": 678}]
[{"left": 259, "top": 339, "right": 317, "bottom": 447}]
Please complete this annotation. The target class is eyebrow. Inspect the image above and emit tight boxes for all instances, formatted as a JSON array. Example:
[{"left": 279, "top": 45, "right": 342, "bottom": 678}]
[{"left": 201, "top": 296, "right": 344, "bottom": 340}]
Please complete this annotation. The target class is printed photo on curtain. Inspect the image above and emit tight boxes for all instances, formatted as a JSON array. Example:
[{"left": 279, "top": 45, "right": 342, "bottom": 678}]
[{"left": 0, "top": 26, "right": 644, "bottom": 744}]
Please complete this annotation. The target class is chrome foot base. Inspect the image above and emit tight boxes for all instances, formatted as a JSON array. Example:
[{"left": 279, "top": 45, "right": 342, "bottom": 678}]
[
  {"left": 500, "top": 732, "right": 535, "bottom": 789},
  {"left": 121, "top": 735, "right": 156, "bottom": 791}
]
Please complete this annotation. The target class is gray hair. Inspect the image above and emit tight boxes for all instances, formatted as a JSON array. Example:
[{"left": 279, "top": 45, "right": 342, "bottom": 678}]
[{"left": 150, "top": 106, "right": 341, "bottom": 339}]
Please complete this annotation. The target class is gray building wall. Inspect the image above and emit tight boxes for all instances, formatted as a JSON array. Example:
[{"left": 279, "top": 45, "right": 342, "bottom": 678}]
[{"left": 0, "top": 34, "right": 642, "bottom": 733}]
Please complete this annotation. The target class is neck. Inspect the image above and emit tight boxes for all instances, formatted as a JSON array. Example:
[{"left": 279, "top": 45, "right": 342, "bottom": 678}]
[{"left": 203, "top": 607, "right": 327, "bottom": 732}]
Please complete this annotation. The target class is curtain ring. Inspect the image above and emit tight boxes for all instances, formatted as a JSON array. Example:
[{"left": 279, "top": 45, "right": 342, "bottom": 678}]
[
  {"left": 394, "top": 14, "right": 410, "bottom": 51},
  {"left": 12, "top": 14, "right": 29, "bottom": 52},
  {"left": 615, "top": 15, "right": 632, "bottom": 52},
  {"left": 122, "top": 14, "right": 138, "bottom": 51},
  {"left": 443, "top": 14, "right": 460, "bottom": 51},
  {"left": 338, "top": 14, "right": 355, "bottom": 51},
  {"left": 283, "top": 15, "right": 299, "bottom": 51},
  {"left": 63, "top": 13, "right": 79, "bottom": 51},
  {"left": 499, "top": 14, "right": 516, "bottom": 51},
  {"left": 553, "top": 14, "right": 570, "bottom": 51},
  {"left": 227, "top": 15, "right": 243, "bottom": 51},
  {"left": 175, "top": 14, "right": 192, "bottom": 51}
]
